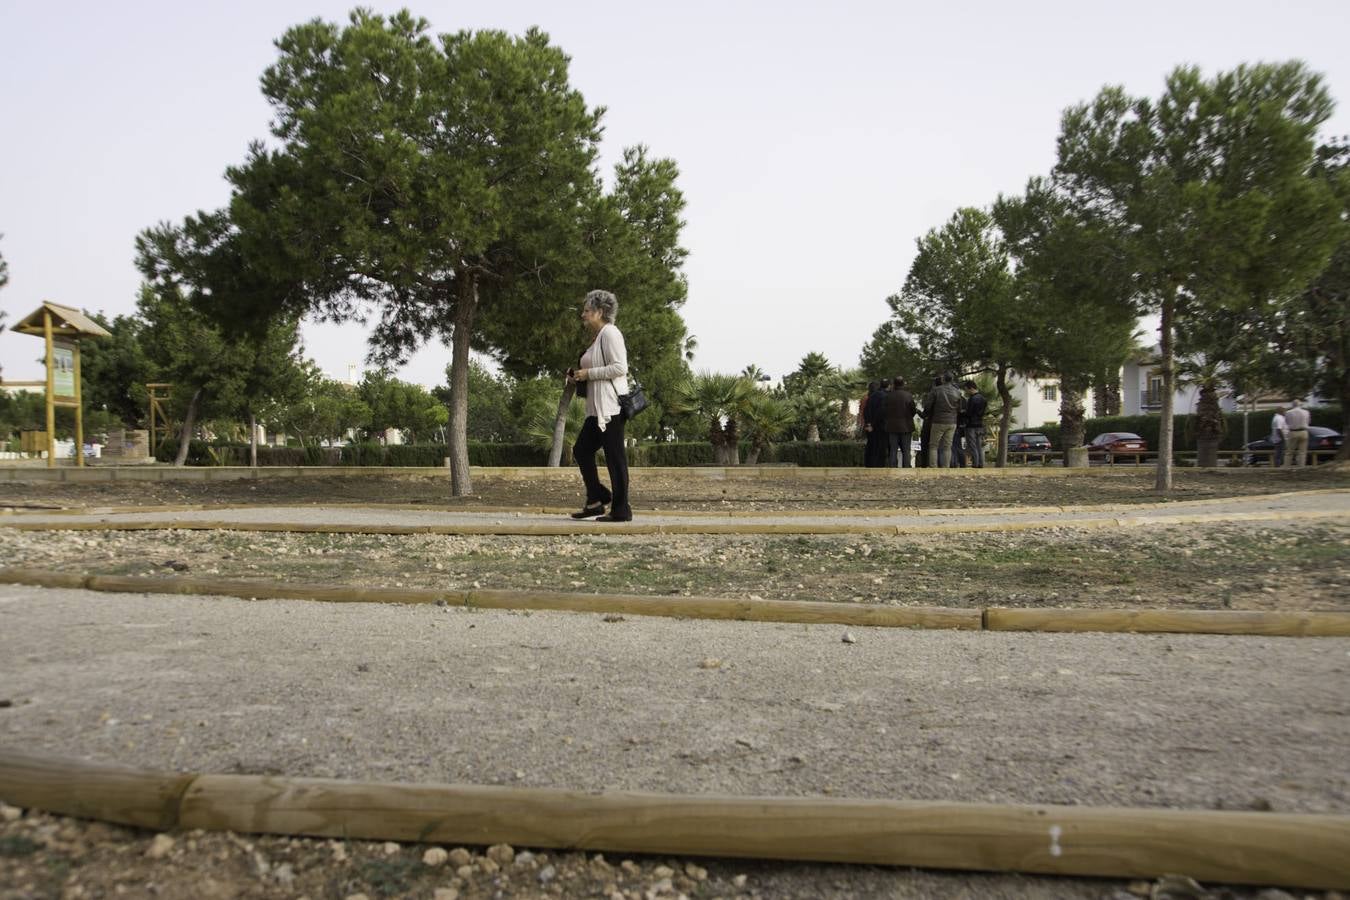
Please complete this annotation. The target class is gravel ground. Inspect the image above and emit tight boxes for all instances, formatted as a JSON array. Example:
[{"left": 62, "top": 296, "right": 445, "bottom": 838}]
[{"left": 2, "top": 585, "right": 1349, "bottom": 899}]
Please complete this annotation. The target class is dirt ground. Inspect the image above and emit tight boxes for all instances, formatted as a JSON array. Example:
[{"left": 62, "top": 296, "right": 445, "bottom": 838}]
[
  {"left": 2, "top": 469, "right": 1348, "bottom": 900},
  {"left": 2, "top": 466, "right": 1347, "bottom": 512}
]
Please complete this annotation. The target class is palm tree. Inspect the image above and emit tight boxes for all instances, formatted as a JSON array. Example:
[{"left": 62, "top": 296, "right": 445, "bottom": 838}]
[
  {"left": 792, "top": 391, "right": 834, "bottom": 443},
  {"left": 1178, "top": 357, "right": 1227, "bottom": 467},
  {"left": 741, "top": 393, "right": 794, "bottom": 464},
  {"left": 819, "top": 367, "right": 864, "bottom": 438},
  {"left": 668, "top": 372, "right": 756, "bottom": 465},
  {"left": 741, "top": 364, "right": 768, "bottom": 382}
]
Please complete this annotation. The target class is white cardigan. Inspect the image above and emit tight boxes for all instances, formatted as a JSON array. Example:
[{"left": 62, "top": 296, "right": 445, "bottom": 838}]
[{"left": 581, "top": 323, "right": 629, "bottom": 431}]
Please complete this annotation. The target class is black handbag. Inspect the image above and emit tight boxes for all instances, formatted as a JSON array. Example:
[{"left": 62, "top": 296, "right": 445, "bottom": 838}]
[{"left": 619, "top": 375, "right": 649, "bottom": 421}]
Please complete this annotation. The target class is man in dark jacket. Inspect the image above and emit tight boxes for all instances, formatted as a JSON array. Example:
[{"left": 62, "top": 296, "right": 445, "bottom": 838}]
[
  {"left": 882, "top": 376, "right": 916, "bottom": 468},
  {"left": 961, "top": 380, "right": 988, "bottom": 468},
  {"left": 923, "top": 373, "right": 962, "bottom": 468},
  {"left": 863, "top": 381, "right": 887, "bottom": 467}
]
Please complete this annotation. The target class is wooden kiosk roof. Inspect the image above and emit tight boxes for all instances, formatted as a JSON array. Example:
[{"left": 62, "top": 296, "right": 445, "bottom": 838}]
[{"left": 12, "top": 302, "right": 111, "bottom": 339}]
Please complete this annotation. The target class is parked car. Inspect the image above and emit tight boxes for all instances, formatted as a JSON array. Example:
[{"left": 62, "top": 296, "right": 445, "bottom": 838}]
[
  {"left": 1007, "top": 432, "right": 1052, "bottom": 461},
  {"left": 1084, "top": 432, "right": 1148, "bottom": 461},
  {"left": 1243, "top": 427, "right": 1343, "bottom": 465}
]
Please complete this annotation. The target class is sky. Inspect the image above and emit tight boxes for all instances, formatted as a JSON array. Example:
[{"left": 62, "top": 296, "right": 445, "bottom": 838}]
[{"left": 2, "top": 0, "right": 1348, "bottom": 389}]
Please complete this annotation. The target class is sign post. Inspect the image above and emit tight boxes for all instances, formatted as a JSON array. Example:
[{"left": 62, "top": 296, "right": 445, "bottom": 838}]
[{"left": 13, "top": 301, "right": 111, "bottom": 467}]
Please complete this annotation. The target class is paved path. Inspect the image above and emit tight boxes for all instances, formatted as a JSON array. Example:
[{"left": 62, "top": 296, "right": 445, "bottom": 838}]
[{"left": 4, "top": 489, "right": 1348, "bottom": 534}]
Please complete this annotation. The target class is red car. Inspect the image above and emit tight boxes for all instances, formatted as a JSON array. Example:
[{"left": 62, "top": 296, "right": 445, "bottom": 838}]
[{"left": 1084, "top": 432, "right": 1148, "bottom": 461}]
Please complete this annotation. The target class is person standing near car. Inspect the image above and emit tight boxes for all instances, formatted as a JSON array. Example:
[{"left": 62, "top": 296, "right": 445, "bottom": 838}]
[
  {"left": 1270, "top": 407, "right": 1289, "bottom": 467},
  {"left": 961, "top": 381, "right": 988, "bottom": 468},
  {"left": 1284, "top": 399, "right": 1311, "bottom": 467},
  {"left": 883, "top": 376, "right": 916, "bottom": 468}
]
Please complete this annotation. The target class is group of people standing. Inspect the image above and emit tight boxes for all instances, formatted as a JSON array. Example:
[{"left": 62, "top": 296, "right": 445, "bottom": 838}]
[
  {"left": 1269, "top": 400, "right": 1314, "bottom": 467},
  {"left": 861, "top": 372, "right": 988, "bottom": 469}
]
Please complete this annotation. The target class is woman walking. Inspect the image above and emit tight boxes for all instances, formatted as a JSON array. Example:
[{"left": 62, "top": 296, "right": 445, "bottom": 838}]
[{"left": 567, "top": 290, "right": 633, "bottom": 522}]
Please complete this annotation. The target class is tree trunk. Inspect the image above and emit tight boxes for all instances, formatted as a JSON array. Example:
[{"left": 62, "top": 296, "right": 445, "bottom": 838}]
[
  {"left": 173, "top": 388, "right": 203, "bottom": 467},
  {"left": 724, "top": 420, "right": 741, "bottom": 466},
  {"left": 806, "top": 422, "right": 820, "bottom": 443},
  {"left": 1195, "top": 381, "right": 1223, "bottom": 468},
  {"left": 839, "top": 398, "right": 854, "bottom": 439},
  {"left": 446, "top": 275, "right": 477, "bottom": 496},
  {"left": 745, "top": 444, "right": 762, "bottom": 465},
  {"left": 995, "top": 364, "right": 1012, "bottom": 468},
  {"left": 1155, "top": 293, "right": 1176, "bottom": 491},
  {"left": 1058, "top": 378, "right": 1087, "bottom": 466},
  {"left": 248, "top": 411, "right": 258, "bottom": 468},
  {"left": 547, "top": 381, "right": 576, "bottom": 467}
]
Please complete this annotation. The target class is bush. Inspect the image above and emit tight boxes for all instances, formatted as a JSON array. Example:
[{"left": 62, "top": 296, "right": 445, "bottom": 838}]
[
  {"left": 1032, "top": 406, "right": 1342, "bottom": 451},
  {"left": 768, "top": 441, "right": 864, "bottom": 467},
  {"left": 631, "top": 442, "right": 716, "bottom": 467}
]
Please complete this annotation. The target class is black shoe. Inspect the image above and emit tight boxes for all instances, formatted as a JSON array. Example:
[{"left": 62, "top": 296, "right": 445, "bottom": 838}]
[
  {"left": 570, "top": 502, "right": 606, "bottom": 519},
  {"left": 596, "top": 510, "right": 632, "bottom": 522}
]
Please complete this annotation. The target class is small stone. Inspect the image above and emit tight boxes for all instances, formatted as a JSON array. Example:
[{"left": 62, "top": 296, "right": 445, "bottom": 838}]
[
  {"left": 539, "top": 864, "right": 557, "bottom": 883},
  {"left": 448, "top": 847, "right": 473, "bottom": 868},
  {"left": 650, "top": 877, "right": 673, "bottom": 894},
  {"left": 345, "top": 895, "right": 370, "bottom": 900},
  {"left": 456, "top": 865, "right": 474, "bottom": 879},
  {"left": 620, "top": 860, "right": 641, "bottom": 875},
  {"left": 486, "top": 843, "right": 515, "bottom": 865},
  {"left": 330, "top": 843, "right": 348, "bottom": 862},
  {"left": 272, "top": 863, "right": 295, "bottom": 886},
  {"left": 684, "top": 863, "right": 707, "bottom": 881},
  {"left": 145, "top": 833, "right": 175, "bottom": 859},
  {"left": 698, "top": 658, "right": 722, "bottom": 669},
  {"left": 423, "top": 847, "right": 449, "bottom": 867},
  {"left": 433, "top": 889, "right": 459, "bottom": 900},
  {"left": 479, "top": 857, "right": 500, "bottom": 875},
  {"left": 732, "top": 874, "right": 748, "bottom": 888},
  {"left": 1126, "top": 881, "right": 1151, "bottom": 896},
  {"left": 0, "top": 803, "right": 21, "bottom": 822},
  {"left": 653, "top": 865, "right": 674, "bottom": 878},
  {"left": 842, "top": 631, "right": 857, "bottom": 644},
  {"left": 514, "top": 850, "right": 536, "bottom": 866}
]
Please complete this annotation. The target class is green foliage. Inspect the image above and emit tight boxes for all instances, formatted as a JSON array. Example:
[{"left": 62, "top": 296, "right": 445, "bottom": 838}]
[
  {"left": 356, "top": 371, "right": 445, "bottom": 443},
  {"left": 155, "top": 439, "right": 547, "bottom": 467},
  {"left": 667, "top": 371, "right": 756, "bottom": 462},
  {"left": 769, "top": 441, "right": 865, "bottom": 467},
  {"left": 631, "top": 441, "right": 715, "bottom": 466},
  {"left": 77, "top": 312, "right": 152, "bottom": 427},
  {"left": 1053, "top": 62, "right": 1343, "bottom": 481}
]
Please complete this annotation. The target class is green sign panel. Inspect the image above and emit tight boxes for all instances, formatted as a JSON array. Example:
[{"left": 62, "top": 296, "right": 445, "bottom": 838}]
[{"left": 53, "top": 345, "right": 76, "bottom": 399}]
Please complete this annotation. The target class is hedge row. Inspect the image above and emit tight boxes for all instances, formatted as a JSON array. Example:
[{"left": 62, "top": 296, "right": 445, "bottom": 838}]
[
  {"left": 1031, "top": 407, "right": 1342, "bottom": 451},
  {"left": 153, "top": 439, "right": 866, "bottom": 468}
]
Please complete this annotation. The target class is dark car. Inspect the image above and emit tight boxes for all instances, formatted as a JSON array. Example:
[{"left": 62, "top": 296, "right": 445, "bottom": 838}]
[
  {"left": 1244, "top": 426, "right": 1343, "bottom": 466},
  {"left": 1007, "top": 432, "right": 1052, "bottom": 460},
  {"left": 1084, "top": 432, "right": 1148, "bottom": 461}
]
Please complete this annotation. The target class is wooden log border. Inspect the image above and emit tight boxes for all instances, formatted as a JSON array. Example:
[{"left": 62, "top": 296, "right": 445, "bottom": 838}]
[
  {"left": 0, "top": 751, "right": 1346, "bottom": 889},
  {"left": 2, "top": 567, "right": 1348, "bottom": 636}
]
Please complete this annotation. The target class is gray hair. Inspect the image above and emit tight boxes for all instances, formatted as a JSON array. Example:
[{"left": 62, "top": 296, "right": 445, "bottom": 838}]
[{"left": 583, "top": 289, "right": 618, "bottom": 323}]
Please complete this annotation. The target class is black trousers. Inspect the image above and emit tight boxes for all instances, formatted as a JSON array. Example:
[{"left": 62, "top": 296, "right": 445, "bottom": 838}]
[
  {"left": 887, "top": 431, "right": 912, "bottom": 468},
  {"left": 574, "top": 415, "right": 629, "bottom": 515}
]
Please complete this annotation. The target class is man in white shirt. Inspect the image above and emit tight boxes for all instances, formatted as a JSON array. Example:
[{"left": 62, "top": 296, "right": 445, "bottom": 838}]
[
  {"left": 1270, "top": 408, "right": 1289, "bottom": 467},
  {"left": 1283, "top": 399, "right": 1312, "bottom": 467}
]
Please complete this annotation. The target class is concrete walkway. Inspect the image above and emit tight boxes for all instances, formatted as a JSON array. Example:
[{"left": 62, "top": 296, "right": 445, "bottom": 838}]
[{"left": 4, "top": 489, "right": 1348, "bottom": 535}]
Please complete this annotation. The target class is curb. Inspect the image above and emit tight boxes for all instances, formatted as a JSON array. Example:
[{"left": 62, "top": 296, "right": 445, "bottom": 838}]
[
  {"left": 0, "top": 751, "right": 1345, "bottom": 889},
  {"left": 3, "top": 568, "right": 1347, "bottom": 636}
]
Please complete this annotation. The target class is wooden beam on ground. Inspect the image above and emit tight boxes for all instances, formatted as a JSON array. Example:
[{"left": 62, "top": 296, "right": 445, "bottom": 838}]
[
  {"left": 0, "top": 751, "right": 1345, "bottom": 889},
  {"left": 4, "top": 568, "right": 1350, "bottom": 636},
  {"left": 0, "top": 751, "right": 196, "bottom": 831},
  {"left": 985, "top": 607, "right": 1350, "bottom": 637}
]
